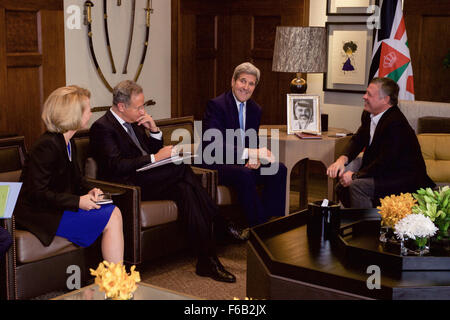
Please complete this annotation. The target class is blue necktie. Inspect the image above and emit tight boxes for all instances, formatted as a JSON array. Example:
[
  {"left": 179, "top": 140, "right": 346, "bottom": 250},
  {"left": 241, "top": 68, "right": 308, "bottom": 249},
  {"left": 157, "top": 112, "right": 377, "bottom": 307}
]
[
  {"left": 123, "top": 122, "right": 148, "bottom": 155},
  {"left": 238, "top": 102, "right": 245, "bottom": 146}
]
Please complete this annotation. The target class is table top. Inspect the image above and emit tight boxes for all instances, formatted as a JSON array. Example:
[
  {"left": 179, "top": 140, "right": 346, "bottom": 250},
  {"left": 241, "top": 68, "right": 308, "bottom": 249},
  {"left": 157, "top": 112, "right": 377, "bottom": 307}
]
[
  {"left": 249, "top": 209, "right": 450, "bottom": 300},
  {"left": 52, "top": 282, "right": 199, "bottom": 300}
]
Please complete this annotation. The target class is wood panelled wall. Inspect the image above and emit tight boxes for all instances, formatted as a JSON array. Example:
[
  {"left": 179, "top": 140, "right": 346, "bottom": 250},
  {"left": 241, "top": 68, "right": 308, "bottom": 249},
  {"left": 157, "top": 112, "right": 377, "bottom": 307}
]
[
  {"left": 0, "top": 0, "right": 65, "bottom": 148},
  {"left": 172, "top": 0, "right": 310, "bottom": 125},
  {"left": 404, "top": 0, "right": 450, "bottom": 102}
]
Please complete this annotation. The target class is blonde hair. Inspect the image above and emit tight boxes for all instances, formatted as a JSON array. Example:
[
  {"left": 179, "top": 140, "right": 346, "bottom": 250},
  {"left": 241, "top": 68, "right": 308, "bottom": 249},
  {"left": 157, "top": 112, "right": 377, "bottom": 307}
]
[{"left": 41, "top": 85, "right": 91, "bottom": 133}]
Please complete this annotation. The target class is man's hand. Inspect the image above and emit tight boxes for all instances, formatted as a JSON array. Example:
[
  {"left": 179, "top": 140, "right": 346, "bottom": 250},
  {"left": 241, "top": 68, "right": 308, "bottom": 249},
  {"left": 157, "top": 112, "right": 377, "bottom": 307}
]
[
  {"left": 136, "top": 112, "right": 159, "bottom": 132},
  {"left": 326, "top": 155, "right": 348, "bottom": 178},
  {"left": 248, "top": 147, "right": 275, "bottom": 164},
  {"left": 154, "top": 145, "right": 173, "bottom": 162},
  {"left": 339, "top": 170, "right": 354, "bottom": 187},
  {"left": 245, "top": 158, "right": 261, "bottom": 170}
]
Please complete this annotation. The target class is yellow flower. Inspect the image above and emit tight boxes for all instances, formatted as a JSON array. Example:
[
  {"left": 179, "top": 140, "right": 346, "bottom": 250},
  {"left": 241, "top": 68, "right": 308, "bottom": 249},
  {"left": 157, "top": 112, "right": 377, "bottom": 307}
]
[
  {"left": 377, "top": 193, "right": 417, "bottom": 228},
  {"left": 90, "top": 261, "right": 140, "bottom": 300}
]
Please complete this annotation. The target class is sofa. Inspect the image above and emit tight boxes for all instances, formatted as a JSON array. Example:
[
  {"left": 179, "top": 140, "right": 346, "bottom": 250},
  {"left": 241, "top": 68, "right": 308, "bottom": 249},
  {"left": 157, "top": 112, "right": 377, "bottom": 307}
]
[{"left": 398, "top": 99, "right": 450, "bottom": 187}]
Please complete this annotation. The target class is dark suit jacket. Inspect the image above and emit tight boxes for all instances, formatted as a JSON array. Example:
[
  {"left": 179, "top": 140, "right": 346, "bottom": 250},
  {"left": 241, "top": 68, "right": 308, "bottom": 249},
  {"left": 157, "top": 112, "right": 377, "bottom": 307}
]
[
  {"left": 89, "top": 110, "right": 163, "bottom": 185},
  {"left": 14, "top": 132, "right": 85, "bottom": 246},
  {"left": 344, "top": 106, "right": 435, "bottom": 199},
  {"left": 202, "top": 90, "right": 262, "bottom": 166}
]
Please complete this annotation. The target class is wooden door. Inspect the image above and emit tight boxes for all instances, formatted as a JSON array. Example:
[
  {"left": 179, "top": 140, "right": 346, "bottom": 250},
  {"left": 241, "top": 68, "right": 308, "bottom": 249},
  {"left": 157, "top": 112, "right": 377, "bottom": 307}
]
[
  {"left": 172, "top": 0, "right": 309, "bottom": 124},
  {"left": 0, "top": 0, "right": 65, "bottom": 148},
  {"left": 404, "top": 0, "right": 450, "bottom": 102}
]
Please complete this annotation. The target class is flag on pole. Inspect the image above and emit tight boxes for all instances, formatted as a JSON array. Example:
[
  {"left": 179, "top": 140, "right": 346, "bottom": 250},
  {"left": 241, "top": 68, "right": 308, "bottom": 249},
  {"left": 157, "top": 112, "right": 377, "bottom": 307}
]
[{"left": 368, "top": 0, "right": 414, "bottom": 100}]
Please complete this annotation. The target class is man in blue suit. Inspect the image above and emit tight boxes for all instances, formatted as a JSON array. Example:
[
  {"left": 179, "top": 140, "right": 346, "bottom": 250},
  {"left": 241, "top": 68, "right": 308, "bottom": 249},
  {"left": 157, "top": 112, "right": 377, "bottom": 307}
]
[{"left": 202, "top": 62, "right": 287, "bottom": 227}]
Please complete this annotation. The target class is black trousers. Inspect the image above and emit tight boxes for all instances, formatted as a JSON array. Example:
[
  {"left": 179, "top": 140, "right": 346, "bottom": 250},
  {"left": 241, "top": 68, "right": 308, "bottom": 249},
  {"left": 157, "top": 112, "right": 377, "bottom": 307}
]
[{"left": 135, "top": 163, "right": 218, "bottom": 257}]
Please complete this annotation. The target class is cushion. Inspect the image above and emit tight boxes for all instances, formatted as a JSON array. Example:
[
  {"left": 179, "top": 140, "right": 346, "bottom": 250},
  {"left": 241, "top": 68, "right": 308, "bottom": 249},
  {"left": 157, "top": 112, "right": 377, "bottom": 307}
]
[
  {"left": 140, "top": 200, "right": 178, "bottom": 229},
  {"left": 216, "top": 185, "right": 239, "bottom": 206},
  {"left": 418, "top": 134, "right": 450, "bottom": 183},
  {"left": 0, "top": 169, "right": 21, "bottom": 182},
  {"left": 418, "top": 116, "right": 450, "bottom": 134},
  {"left": 15, "top": 230, "right": 78, "bottom": 264}
]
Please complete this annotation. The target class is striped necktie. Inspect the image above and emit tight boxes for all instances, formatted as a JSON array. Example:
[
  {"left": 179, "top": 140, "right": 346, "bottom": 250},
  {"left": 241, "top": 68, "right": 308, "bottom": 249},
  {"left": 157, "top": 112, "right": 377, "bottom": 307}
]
[{"left": 123, "top": 122, "right": 148, "bottom": 155}]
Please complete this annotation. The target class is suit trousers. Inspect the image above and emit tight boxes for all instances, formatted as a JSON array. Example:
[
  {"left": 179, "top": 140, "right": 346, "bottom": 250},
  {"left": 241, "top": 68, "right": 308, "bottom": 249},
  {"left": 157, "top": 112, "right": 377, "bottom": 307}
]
[
  {"left": 135, "top": 163, "right": 217, "bottom": 258},
  {"left": 217, "top": 163, "right": 287, "bottom": 227},
  {"left": 0, "top": 226, "right": 12, "bottom": 258}
]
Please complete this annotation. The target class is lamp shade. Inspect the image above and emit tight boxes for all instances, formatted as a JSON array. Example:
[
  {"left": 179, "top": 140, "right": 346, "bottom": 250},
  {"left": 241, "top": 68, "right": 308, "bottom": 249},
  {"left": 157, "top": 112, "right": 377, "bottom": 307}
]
[{"left": 272, "top": 26, "right": 327, "bottom": 73}]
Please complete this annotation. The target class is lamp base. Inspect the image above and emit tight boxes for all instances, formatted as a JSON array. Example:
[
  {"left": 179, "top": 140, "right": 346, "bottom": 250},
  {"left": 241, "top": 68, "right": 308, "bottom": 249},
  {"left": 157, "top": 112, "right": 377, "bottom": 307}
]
[{"left": 290, "top": 76, "right": 307, "bottom": 93}]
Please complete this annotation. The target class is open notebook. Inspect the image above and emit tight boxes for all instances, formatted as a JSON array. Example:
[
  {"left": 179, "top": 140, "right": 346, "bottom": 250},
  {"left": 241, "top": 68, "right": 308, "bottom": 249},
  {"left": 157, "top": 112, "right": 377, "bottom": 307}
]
[{"left": 136, "top": 152, "right": 198, "bottom": 172}]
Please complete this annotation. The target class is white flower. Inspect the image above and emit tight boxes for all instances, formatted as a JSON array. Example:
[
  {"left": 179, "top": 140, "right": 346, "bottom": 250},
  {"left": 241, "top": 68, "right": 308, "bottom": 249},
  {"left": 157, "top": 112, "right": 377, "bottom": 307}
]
[{"left": 394, "top": 214, "right": 438, "bottom": 240}]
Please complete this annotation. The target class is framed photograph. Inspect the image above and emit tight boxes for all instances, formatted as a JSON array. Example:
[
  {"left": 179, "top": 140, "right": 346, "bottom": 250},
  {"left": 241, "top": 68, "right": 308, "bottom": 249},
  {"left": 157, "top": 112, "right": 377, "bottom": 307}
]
[
  {"left": 326, "top": 0, "right": 378, "bottom": 16},
  {"left": 287, "top": 94, "right": 321, "bottom": 135},
  {"left": 323, "top": 22, "right": 375, "bottom": 93}
]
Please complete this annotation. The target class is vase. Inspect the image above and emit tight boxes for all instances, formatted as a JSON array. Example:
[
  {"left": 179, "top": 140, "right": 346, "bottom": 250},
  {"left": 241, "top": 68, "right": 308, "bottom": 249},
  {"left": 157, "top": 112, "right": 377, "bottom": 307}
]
[
  {"left": 379, "top": 225, "right": 394, "bottom": 243},
  {"left": 104, "top": 292, "right": 134, "bottom": 300},
  {"left": 430, "top": 230, "right": 450, "bottom": 256},
  {"left": 400, "top": 236, "right": 430, "bottom": 256}
]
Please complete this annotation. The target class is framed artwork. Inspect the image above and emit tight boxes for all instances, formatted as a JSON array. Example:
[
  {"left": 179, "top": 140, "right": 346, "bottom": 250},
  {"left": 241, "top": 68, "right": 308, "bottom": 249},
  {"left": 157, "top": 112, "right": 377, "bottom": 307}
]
[
  {"left": 323, "top": 22, "right": 375, "bottom": 93},
  {"left": 287, "top": 94, "right": 321, "bottom": 135},
  {"left": 326, "top": 0, "right": 378, "bottom": 16}
]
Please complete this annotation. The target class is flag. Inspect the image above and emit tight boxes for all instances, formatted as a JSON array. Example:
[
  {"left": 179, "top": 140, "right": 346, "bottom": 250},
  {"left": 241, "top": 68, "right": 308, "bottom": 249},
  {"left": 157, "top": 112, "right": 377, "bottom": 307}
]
[{"left": 368, "top": 0, "right": 414, "bottom": 100}]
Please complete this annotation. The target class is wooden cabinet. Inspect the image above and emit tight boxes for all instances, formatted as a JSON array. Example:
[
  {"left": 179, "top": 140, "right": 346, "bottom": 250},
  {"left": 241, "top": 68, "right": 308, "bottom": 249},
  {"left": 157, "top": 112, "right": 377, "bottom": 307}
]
[{"left": 0, "top": 0, "right": 65, "bottom": 147}]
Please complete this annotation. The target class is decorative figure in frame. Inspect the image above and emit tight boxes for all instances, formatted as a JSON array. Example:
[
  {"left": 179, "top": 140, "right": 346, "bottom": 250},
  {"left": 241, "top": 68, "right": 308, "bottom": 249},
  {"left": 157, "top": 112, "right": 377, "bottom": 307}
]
[
  {"left": 342, "top": 41, "right": 357, "bottom": 73},
  {"left": 292, "top": 99, "right": 315, "bottom": 131}
]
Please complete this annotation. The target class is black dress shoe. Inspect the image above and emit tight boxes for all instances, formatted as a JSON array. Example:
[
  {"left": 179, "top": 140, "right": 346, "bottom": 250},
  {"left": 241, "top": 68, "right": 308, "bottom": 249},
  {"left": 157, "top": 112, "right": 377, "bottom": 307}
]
[
  {"left": 226, "top": 223, "right": 250, "bottom": 241},
  {"left": 196, "top": 256, "right": 236, "bottom": 283}
]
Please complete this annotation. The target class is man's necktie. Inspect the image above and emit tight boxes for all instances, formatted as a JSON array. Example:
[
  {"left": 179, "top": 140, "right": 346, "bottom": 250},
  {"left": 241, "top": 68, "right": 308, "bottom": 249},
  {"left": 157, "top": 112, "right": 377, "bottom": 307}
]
[
  {"left": 239, "top": 102, "right": 245, "bottom": 146},
  {"left": 123, "top": 122, "right": 148, "bottom": 155}
]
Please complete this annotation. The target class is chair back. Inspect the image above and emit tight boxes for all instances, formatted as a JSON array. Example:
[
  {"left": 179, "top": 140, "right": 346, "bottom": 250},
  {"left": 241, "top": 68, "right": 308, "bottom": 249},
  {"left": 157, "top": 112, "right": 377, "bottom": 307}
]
[
  {"left": 156, "top": 116, "right": 195, "bottom": 150},
  {"left": 0, "top": 136, "right": 26, "bottom": 182},
  {"left": 72, "top": 129, "right": 97, "bottom": 179}
]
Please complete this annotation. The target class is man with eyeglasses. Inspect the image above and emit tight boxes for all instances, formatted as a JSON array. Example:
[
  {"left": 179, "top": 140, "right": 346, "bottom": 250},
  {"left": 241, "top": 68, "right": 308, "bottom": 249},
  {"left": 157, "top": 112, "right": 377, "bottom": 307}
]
[{"left": 89, "top": 80, "right": 248, "bottom": 283}]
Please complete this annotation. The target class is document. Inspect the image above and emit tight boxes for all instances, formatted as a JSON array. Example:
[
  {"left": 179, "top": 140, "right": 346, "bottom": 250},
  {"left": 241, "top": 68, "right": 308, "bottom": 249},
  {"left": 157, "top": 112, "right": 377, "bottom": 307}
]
[
  {"left": 0, "top": 182, "right": 22, "bottom": 219},
  {"left": 136, "top": 153, "right": 198, "bottom": 172}
]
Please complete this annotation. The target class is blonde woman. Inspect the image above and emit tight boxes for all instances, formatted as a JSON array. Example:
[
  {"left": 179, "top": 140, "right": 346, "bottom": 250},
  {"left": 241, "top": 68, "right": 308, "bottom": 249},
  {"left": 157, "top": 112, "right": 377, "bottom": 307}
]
[{"left": 14, "top": 86, "right": 124, "bottom": 263}]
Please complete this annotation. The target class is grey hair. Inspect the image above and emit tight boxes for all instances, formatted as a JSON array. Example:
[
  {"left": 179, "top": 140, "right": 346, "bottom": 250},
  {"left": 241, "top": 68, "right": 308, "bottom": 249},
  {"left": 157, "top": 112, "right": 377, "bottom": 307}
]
[
  {"left": 112, "top": 80, "right": 143, "bottom": 106},
  {"left": 370, "top": 77, "right": 399, "bottom": 107},
  {"left": 232, "top": 62, "right": 261, "bottom": 85}
]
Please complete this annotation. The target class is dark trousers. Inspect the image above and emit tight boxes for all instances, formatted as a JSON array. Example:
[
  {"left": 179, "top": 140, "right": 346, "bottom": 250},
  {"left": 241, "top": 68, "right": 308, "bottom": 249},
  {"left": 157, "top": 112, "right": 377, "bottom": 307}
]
[
  {"left": 135, "top": 163, "right": 217, "bottom": 258},
  {"left": 0, "top": 226, "right": 12, "bottom": 258},
  {"left": 217, "top": 162, "right": 287, "bottom": 227}
]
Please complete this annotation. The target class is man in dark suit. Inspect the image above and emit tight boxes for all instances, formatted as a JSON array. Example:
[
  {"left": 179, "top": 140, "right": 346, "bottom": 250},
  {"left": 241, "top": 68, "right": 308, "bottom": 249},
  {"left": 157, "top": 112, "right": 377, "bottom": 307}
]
[
  {"left": 89, "top": 80, "right": 246, "bottom": 283},
  {"left": 327, "top": 77, "right": 435, "bottom": 208},
  {"left": 201, "top": 62, "right": 287, "bottom": 227}
]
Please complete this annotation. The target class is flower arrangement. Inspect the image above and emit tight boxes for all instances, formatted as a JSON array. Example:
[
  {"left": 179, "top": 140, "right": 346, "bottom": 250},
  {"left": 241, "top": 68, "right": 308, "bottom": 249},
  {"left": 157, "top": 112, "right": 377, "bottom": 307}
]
[
  {"left": 90, "top": 261, "right": 141, "bottom": 300},
  {"left": 412, "top": 186, "right": 450, "bottom": 238},
  {"left": 377, "top": 193, "right": 417, "bottom": 228},
  {"left": 394, "top": 214, "right": 438, "bottom": 241}
]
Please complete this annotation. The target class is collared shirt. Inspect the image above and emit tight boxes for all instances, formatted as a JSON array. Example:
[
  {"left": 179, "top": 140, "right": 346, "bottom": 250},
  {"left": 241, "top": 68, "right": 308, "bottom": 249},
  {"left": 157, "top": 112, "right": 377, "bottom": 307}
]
[
  {"left": 369, "top": 109, "right": 387, "bottom": 145},
  {"left": 110, "top": 107, "right": 162, "bottom": 162},
  {"left": 232, "top": 93, "right": 249, "bottom": 159}
]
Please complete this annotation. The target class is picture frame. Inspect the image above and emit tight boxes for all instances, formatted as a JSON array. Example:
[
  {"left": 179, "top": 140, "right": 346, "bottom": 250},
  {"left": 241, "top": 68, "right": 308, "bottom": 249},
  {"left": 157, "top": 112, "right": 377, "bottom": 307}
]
[
  {"left": 326, "top": 0, "right": 378, "bottom": 16},
  {"left": 323, "top": 22, "right": 375, "bottom": 93},
  {"left": 287, "top": 94, "right": 321, "bottom": 135}
]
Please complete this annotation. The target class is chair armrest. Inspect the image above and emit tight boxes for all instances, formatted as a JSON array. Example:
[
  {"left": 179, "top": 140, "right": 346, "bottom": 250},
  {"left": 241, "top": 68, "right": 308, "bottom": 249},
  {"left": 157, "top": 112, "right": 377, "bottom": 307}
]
[
  {"left": 191, "top": 166, "right": 218, "bottom": 204},
  {"left": 84, "top": 178, "right": 142, "bottom": 265}
]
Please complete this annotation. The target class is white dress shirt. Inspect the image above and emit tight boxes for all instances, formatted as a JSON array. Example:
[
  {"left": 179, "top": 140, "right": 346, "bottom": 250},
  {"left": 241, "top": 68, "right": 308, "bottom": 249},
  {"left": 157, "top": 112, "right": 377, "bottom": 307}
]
[
  {"left": 232, "top": 93, "right": 249, "bottom": 159},
  {"left": 369, "top": 109, "right": 387, "bottom": 146}
]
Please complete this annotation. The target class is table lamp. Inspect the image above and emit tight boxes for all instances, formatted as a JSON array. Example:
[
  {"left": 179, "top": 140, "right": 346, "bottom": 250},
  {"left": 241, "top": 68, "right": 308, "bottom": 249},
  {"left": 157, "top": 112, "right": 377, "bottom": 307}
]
[{"left": 272, "top": 26, "right": 327, "bottom": 93}]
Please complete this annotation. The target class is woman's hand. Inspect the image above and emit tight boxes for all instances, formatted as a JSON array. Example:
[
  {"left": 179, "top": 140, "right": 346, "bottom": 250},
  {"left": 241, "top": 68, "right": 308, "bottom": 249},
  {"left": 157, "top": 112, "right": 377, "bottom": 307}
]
[{"left": 79, "top": 192, "right": 101, "bottom": 211}]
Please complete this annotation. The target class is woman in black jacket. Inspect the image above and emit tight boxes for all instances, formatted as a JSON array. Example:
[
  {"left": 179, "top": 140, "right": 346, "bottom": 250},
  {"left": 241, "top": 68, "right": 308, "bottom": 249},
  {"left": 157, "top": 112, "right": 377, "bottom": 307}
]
[{"left": 14, "top": 86, "right": 124, "bottom": 263}]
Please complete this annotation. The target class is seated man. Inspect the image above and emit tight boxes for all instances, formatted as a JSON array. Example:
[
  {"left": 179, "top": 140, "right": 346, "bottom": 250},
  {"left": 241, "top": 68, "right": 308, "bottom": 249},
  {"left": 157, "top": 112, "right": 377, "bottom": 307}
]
[
  {"left": 89, "top": 80, "right": 246, "bottom": 283},
  {"left": 327, "top": 77, "right": 435, "bottom": 208},
  {"left": 201, "top": 62, "right": 287, "bottom": 226}
]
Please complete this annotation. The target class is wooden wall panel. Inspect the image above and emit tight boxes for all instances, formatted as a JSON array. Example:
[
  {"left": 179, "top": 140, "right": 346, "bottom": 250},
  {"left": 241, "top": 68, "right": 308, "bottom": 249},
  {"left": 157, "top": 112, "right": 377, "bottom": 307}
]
[
  {"left": 173, "top": 0, "right": 309, "bottom": 124},
  {"left": 0, "top": 1, "right": 65, "bottom": 146},
  {"left": 404, "top": 0, "right": 450, "bottom": 102}
]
